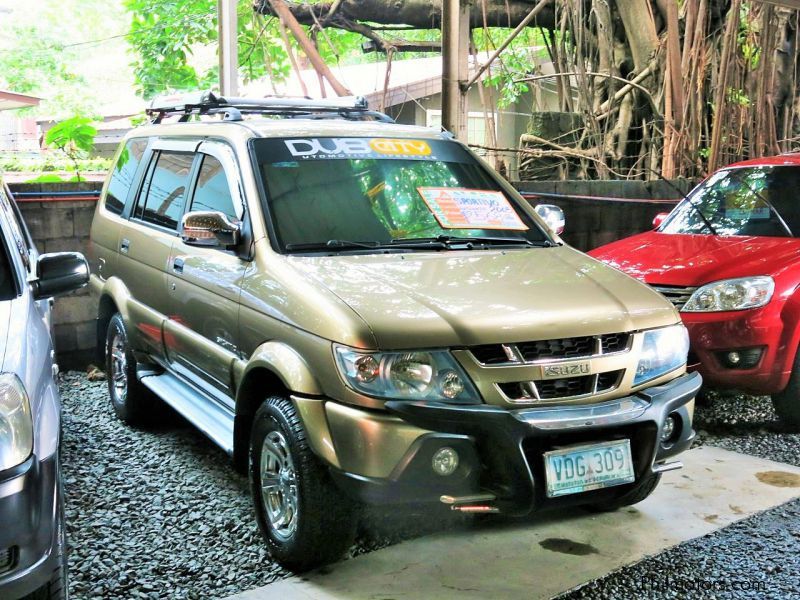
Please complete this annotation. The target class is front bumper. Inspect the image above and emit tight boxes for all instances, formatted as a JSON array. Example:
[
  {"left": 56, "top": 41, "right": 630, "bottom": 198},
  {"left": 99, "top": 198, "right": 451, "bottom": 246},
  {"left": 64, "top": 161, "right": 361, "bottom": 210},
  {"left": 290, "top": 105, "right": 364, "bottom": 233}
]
[
  {"left": 0, "top": 455, "right": 60, "bottom": 600},
  {"left": 682, "top": 308, "right": 794, "bottom": 395},
  {"left": 331, "top": 372, "right": 700, "bottom": 515}
]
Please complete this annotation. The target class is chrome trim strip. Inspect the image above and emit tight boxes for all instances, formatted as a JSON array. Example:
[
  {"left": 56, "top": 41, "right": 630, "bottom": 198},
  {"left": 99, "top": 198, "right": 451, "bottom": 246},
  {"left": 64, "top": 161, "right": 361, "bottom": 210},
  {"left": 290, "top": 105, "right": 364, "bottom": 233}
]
[
  {"left": 472, "top": 336, "right": 633, "bottom": 368},
  {"left": 514, "top": 397, "right": 649, "bottom": 429}
]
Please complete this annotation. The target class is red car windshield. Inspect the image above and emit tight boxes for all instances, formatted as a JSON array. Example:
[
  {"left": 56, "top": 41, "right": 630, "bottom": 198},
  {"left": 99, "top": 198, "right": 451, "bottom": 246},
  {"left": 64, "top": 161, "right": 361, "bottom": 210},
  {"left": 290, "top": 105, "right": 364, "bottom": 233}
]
[{"left": 661, "top": 165, "right": 800, "bottom": 237}]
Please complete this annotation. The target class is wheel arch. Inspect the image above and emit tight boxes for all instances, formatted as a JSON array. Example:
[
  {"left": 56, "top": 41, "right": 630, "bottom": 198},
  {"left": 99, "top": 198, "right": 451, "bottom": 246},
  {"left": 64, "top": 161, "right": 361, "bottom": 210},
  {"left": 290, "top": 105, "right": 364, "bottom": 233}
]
[{"left": 233, "top": 342, "right": 323, "bottom": 472}]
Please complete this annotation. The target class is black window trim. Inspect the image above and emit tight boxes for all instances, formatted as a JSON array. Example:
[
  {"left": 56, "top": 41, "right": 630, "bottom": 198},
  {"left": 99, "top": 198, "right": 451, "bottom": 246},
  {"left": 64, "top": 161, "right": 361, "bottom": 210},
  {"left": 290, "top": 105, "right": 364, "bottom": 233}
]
[{"left": 128, "top": 145, "right": 202, "bottom": 235}]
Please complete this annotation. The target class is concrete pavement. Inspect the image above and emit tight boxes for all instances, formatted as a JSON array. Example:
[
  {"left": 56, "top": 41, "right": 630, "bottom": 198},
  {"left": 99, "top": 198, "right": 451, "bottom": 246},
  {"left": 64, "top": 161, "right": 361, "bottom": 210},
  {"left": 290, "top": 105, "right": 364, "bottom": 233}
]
[{"left": 227, "top": 446, "right": 800, "bottom": 600}]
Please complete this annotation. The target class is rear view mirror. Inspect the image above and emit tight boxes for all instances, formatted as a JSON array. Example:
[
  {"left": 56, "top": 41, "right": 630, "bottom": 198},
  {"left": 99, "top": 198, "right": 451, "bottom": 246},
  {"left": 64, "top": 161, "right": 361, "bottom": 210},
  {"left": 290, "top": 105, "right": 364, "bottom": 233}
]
[
  {"left": 32, "top": 252, "right": 89, "bottom": 300},
  {"left": 534, "top": 204, "right": 565, "bottom": 235},
  {"left": 181, "top": 211, "right": 241, "bottom": 248},
  {"left": 653, "top": 212, "right": 669, "bottom": 229}
]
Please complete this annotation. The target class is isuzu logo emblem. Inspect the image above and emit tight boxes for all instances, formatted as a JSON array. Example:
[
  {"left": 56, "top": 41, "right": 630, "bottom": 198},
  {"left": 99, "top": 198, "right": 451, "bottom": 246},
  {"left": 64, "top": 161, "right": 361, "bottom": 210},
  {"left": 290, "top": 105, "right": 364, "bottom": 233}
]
[{"left": 542, "top": 362, "right": 592, "bottom": 379}]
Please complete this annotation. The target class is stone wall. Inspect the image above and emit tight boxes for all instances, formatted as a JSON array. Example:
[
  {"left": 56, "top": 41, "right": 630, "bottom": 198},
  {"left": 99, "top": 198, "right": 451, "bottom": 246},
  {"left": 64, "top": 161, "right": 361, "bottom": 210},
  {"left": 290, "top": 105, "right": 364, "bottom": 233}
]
[{"left": 10, "top": 182, "right": 101, "bottom": 370}]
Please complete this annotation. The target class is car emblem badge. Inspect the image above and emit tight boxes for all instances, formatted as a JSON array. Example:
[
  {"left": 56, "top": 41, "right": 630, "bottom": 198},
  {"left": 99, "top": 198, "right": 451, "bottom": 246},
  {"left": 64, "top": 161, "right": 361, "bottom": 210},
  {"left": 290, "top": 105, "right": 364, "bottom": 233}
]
[{"left": 541, "top": 361, "right": 592, "bottom": 379}]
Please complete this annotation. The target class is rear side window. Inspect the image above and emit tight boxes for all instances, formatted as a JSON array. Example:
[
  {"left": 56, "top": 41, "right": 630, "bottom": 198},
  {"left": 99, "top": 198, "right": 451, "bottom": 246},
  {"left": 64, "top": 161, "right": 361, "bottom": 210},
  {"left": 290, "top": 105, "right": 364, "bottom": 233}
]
[
  {"left": 190, "top": 155, "right": 239, "bottom": 221},
  {"left": 134, "top": 151, "right": 194, "bottom": 230},
  {"left": 106, "top": 138, "right": 148, "bottom": 215}
]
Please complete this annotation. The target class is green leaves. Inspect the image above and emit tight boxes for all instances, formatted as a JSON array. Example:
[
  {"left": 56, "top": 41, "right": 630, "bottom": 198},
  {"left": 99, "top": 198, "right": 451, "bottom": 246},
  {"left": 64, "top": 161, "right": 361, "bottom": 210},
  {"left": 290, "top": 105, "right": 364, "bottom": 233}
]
[{"left": 45, "top": 116, "right": 98, "bottom": 154}]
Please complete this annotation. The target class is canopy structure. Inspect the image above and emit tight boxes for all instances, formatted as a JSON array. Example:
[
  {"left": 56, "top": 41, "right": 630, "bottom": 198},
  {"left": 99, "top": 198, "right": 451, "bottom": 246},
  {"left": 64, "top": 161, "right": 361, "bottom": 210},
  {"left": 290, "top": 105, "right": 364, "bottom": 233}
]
[{"left": 0, "top": 89, "right": 41, "bottom": 111}]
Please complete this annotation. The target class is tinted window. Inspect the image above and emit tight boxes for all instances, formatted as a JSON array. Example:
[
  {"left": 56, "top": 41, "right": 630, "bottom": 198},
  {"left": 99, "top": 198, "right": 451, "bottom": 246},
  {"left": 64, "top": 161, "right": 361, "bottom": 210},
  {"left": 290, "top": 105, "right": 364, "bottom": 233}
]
[
  {"left": 662, "top": 166, "right": 800, "bottom": 237},
  {"left": 190, "top": 155, "right": 239, "bottom": 221},
  {"left": 135, "top": 151, "right": 194, "bottom": 230},
  {"left": 0, "top": 218, "right": 18, "bottom": 299},
  {"left": 106, "top": 138, "right": 148, "bottom": 215},
  {"left": 0, "top": 184, "right": 29, "bottom": 270},
  {"left": 252, "top": 137, "right": 548, "bottom": 251}
]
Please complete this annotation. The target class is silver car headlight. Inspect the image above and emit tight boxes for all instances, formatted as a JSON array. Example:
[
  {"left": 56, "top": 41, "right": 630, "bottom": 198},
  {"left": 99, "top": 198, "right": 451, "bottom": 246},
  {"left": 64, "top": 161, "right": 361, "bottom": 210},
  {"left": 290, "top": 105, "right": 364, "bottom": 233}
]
[
  {"left": 682, "top": 276, "right": 774, "bottom": 312},
  {"left": 0, "top": 373, "right": 33, "bottom": 471},
  {"left": 634, "top": 325, "right": 690, "bottom": 387},
  {"left": 335, "top": 346, "right": 479, "bottom": 403}
]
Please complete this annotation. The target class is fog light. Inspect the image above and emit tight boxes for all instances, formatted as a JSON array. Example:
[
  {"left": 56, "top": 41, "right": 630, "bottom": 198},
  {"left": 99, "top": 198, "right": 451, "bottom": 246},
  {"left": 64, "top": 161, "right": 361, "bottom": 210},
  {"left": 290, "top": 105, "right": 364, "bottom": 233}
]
[
  {"left": 661, "top": 415, "right": 677, "bottom": 443},
  {"left": 727, "top": 351, "right": 741, "bottom": 366},
  {"left": 432, "top": 447, "right": 459, "bottom": 476}
]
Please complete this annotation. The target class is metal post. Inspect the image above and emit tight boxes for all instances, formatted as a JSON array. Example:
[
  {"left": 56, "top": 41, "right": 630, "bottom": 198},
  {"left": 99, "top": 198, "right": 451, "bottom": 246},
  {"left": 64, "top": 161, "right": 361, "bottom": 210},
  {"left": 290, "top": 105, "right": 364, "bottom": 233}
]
[
  {"left": 441, "top": 0, "right": 469, "bottom": 140},
  {"left": 218, "top": 0, "right": 238, "bottom": 97}
]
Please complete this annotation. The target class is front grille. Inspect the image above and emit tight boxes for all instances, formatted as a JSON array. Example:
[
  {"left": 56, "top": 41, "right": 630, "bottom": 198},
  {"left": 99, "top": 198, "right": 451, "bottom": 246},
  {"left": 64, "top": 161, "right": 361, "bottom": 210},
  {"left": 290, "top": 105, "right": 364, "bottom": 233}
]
[
  {"left": 498, "top": 369, "right": 625, "bottom": 401},
  {"left": 471, "top": 333, "right": 632, "bottom": 366},
  {"left": 0, "top": 546, "right": 17, "bottom": 574},
  {"left": 650, "top": 284, "right": 697, "bottom": 310}
]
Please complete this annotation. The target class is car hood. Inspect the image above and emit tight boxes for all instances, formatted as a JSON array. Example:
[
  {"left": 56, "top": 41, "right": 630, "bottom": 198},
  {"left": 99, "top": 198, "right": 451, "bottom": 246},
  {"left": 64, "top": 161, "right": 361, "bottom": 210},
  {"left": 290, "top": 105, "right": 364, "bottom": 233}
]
[
  {"left": 286, "top": 246, "right": 678, "bottom": 349},
  {"left": 589, "top": 232, "right": 800, "bottom": 286}
]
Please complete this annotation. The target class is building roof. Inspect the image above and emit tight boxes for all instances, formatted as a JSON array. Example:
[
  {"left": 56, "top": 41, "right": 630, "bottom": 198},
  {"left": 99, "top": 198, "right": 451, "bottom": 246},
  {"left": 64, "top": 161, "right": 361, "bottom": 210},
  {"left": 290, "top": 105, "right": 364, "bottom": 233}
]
[{"left": 0, "top": 89, "right": 41, "bottom": 111}]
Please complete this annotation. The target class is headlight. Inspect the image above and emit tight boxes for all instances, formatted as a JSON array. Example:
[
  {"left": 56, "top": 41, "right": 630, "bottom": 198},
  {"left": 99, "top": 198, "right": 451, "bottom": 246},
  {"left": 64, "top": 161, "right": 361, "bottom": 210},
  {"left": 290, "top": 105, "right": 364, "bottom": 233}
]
[
  {"left": 682, "top": 277, "right": 774, "bottom": 312},
  {"left": 634, "top": 325, "right": 689, "bottom": 386},
  {"left": 0, "top": 373, "right": 33, "bottom": 471},
  {"left": 335, "top": 346, "right": 479, "bottom": 403}
]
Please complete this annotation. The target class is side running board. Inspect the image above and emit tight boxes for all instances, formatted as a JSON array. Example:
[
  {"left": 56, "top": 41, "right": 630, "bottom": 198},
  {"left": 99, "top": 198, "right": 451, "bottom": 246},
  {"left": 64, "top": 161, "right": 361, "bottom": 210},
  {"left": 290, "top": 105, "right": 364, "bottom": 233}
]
[{"left": 139, "top": 371, "right": 235, "bottom": 455}]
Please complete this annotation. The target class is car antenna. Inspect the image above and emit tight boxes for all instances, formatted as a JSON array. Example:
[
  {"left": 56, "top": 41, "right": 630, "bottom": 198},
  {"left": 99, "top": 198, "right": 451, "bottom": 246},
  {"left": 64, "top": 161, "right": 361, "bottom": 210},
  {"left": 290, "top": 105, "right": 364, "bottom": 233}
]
[{"left": 643, "top": 166, "right": 718, "bottom": 236}]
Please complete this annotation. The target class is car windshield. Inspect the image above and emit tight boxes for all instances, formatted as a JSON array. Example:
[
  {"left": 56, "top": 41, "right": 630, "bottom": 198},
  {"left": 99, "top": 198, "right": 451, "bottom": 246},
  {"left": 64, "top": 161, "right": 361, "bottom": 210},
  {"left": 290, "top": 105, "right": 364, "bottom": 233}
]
[
  {"left": 252, "top": 136, "right": 550, "bottom": 251},
  {"left": 661, "top": 165, "right": 800, "bottom": 237}
]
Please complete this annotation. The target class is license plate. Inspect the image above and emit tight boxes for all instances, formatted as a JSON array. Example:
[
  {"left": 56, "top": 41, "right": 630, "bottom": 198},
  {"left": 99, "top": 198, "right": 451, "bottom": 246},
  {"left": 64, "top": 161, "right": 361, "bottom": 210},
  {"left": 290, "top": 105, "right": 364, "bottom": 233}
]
[{"left": 544, "top": 440, "right": 635, "bottom": 498}]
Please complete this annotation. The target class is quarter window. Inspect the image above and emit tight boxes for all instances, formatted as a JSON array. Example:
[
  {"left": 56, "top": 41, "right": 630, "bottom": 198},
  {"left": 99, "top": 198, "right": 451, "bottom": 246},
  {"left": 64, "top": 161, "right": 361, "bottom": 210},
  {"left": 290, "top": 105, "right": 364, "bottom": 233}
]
[
  {"left": 190, "top": 155, "right": 239, "bottom": 221},
  {"left": 135, "top": 151, "right": 194, "bottom": 230},
  {"left": 106, "top": 138, "right": 148, "bottom": 215}
]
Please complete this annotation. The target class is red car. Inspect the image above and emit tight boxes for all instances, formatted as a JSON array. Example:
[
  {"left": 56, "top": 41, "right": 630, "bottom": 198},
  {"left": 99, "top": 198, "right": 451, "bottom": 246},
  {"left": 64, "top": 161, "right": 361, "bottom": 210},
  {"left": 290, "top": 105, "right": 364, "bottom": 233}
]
[{"left": 589, "top": 154, "right": 800, "bottom": 426}]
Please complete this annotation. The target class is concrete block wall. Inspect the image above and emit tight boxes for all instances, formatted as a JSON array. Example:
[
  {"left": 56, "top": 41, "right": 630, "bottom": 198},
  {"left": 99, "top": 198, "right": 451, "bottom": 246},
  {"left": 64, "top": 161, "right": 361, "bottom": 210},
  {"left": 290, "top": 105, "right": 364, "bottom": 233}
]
[{"left": 10, "top": 182, "right": 101, "bottom": 370}]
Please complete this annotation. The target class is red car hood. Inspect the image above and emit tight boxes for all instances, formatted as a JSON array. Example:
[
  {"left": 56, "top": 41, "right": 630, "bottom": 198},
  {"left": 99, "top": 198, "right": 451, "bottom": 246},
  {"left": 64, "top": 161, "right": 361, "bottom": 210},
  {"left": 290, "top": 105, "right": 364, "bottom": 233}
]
[{"left": 588, "top": 232, "right": 800, "bottom": 286}]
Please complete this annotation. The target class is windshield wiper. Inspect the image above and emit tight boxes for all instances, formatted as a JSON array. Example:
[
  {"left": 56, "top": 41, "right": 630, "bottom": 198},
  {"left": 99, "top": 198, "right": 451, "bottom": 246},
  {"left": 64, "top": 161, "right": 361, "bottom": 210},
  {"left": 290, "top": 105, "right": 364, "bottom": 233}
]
[
  {"left": 390, "top": 235, "right": 552, "bottom": 249},
  {"left": 645, "top": 167, "right": 718, "bottom": 235},
  {"left": 285, "top": 239, "right": 382, "bottom": 251}
]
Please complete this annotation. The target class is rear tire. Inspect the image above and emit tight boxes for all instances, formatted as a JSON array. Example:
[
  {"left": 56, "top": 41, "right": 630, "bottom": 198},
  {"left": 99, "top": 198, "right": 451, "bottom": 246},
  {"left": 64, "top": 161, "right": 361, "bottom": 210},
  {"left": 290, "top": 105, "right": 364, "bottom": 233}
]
[
  {"left": 250, "top": 396, "right": 357, "bottom": 572},
  {"left": 585, "top": 472, "right": 661, "bottom": 512},
  {"left": 105, "top": 313, "right": 159, "bottom": 426}
]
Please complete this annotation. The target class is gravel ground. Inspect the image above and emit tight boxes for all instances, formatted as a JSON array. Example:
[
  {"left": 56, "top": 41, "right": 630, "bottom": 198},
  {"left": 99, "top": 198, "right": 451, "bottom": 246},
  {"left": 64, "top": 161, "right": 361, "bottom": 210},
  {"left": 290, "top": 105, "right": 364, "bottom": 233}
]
[
  {"left": 60, "top": 371, "right": 461, "bottom": 599},
  {"left": 559, "top": 392, "right": 800, "bottom": 600},
  {"left": 61, "top": 372, "right": 800, "bottom": 599}
]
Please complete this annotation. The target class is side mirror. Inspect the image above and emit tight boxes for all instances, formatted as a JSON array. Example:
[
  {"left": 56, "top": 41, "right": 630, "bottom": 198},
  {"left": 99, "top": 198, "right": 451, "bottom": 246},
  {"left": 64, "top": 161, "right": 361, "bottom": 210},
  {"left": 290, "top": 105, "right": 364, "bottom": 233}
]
[
  {"left": 180, "top": 211, "right": 241, "bottom": 248},
  {"left": 32, "top": 252, "right": 89, "bottom": 300},
  {"left": 653, "top": 212, "right": 669, "bottom": 229},
  {"left": 534, "top": 204, "right": 565, "bottom": 235}
]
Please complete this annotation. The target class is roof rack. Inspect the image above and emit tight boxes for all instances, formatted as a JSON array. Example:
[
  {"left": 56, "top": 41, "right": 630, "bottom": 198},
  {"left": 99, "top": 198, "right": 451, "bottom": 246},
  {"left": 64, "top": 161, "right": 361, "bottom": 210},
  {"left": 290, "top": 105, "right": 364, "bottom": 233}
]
[{"left": 146, "top": 91, "right": 394, "bottom": 124}]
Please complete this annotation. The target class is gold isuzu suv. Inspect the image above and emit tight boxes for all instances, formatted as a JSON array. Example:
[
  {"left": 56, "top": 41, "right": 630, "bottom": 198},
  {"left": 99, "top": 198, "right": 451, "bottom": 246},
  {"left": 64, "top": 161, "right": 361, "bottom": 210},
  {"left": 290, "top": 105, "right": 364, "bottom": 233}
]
[{"left": 89, "top": 92, "right": 701, "bottom": 570}]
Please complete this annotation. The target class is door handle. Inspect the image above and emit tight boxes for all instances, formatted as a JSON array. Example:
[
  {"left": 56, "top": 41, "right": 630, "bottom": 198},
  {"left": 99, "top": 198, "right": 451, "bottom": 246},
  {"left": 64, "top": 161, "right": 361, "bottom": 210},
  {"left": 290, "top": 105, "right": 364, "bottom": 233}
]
[
  {"left": 173, "top": 257, "right": 185, "bottom": 274},
  {"left": 120, "top": 238, "right": 130, "bottom": 254}
]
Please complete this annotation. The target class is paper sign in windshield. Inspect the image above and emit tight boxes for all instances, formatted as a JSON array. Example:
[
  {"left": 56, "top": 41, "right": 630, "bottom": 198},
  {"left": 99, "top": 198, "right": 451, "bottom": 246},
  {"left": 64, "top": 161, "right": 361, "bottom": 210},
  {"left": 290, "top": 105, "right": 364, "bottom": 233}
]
[{"left": 418, "top": 187, "right": 528, "bottom": 231}]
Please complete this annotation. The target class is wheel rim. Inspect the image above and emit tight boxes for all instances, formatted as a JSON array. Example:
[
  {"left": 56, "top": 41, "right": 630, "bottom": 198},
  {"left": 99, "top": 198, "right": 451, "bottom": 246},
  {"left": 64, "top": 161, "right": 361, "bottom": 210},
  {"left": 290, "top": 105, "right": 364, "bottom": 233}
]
[
  {"left": 109, "top": 331, "right": 128, "bottom": 404},
  {"left": 260, "top": 430, "right": 299, "bottom": 542}
]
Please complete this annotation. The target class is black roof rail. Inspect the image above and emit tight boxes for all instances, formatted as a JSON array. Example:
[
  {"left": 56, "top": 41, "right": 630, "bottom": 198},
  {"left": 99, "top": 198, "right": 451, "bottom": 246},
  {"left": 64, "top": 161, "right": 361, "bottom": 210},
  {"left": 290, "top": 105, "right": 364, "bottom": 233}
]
[{"left": 145, "top": 91, "right": 394, "bottom": 124}]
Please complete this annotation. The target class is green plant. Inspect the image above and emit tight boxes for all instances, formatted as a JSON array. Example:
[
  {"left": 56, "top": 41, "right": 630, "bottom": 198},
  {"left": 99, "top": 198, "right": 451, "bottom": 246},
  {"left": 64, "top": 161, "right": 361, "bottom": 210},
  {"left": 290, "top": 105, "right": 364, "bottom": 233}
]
[{"left": 44, "top": 116, "right": 99, "bottom": 182}]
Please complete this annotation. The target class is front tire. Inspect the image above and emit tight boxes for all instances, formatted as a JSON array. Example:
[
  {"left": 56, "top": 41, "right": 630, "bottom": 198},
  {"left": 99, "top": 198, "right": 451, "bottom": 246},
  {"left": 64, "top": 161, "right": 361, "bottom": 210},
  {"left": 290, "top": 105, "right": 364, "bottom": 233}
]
[
  {"left": 772, "top": 350, "right": 800, "bottom": 428},
  {"left": 585, "top": 472, "right": 661, "bottom": 512},
  {"left": 250, "top": 397, "right": 357, "bottom": 571},
  {"left": 105, "top": 313, "right": 159, "bottom": 426}
]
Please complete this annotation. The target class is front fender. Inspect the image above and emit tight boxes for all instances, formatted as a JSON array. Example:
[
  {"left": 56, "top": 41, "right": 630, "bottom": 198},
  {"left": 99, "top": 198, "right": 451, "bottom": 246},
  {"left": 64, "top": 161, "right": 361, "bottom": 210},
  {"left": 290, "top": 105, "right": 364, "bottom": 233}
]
[{"left": 236, "top": 341, "right": 322, "bottom": 396}]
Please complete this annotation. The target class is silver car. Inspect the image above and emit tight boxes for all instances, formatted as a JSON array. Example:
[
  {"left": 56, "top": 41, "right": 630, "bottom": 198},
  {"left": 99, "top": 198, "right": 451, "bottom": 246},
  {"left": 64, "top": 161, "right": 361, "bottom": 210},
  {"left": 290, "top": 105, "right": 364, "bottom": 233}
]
[{"left": 0, "top": 177, "right": 88, "bottom": 600}]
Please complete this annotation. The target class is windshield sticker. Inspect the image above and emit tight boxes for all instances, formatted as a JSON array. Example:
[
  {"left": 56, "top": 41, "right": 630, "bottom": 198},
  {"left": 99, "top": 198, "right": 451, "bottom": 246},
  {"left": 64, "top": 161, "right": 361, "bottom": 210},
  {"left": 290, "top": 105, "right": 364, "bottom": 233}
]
[
  {"left": 418, "top": 187, "right": 528, "bottom": 231},
  {"left": 283, "top": 138, "right": 434, "bottom": 160}
]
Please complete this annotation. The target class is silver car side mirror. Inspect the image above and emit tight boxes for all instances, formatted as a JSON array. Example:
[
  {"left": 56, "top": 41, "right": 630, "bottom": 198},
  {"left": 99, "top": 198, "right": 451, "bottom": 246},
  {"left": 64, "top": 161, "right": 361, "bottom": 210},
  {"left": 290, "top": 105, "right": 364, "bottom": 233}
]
[
  {"left": 180, "top": 211, "right": 241, "bottom": 248},
  {"left": 534, "top": 204, "right": 565, "bottom": 235}
]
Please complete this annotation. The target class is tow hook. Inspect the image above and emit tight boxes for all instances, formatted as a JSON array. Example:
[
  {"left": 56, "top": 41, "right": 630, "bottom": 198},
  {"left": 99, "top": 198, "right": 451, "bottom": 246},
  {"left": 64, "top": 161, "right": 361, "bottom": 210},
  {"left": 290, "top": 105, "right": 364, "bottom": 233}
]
[{"left": 440, "top": 493, "right": 500, "bottom": 513}]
